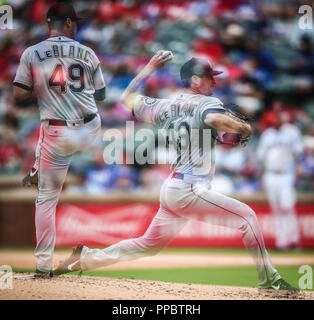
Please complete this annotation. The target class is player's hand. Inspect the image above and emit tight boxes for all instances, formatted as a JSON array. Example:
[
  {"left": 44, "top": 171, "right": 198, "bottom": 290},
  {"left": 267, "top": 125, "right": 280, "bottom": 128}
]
[
  {"left": 147, "top": 50, "right": 174, "bottom": 70},
  {"left": 239, "top": 126, "right": 252, "bottom": 147},
  {"left": 224, "top": 107, "right": 253, "bottom": 147},
  {"left": 239, "top": 136, "right": 250, "bottom": 147},
  {"left": 220, "top": 132, "right": 250, "bottom": 147}
]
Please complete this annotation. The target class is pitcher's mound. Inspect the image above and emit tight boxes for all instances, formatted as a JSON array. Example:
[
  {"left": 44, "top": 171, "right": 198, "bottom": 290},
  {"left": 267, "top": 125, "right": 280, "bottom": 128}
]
[{"left": 0, "top": 274, "right": 312, "bottom": 300}]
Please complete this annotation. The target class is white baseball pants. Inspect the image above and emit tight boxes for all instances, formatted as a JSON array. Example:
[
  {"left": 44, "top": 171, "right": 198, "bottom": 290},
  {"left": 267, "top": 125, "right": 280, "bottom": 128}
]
[
  {"left": 34, "top": 115, "right": 101, "bottom": 272},
  {"left": 263, "top": 172, "right": 300, "bottom": 249},
  {"left": 80, "top": 176, "right": 281, "bottom": 288}
]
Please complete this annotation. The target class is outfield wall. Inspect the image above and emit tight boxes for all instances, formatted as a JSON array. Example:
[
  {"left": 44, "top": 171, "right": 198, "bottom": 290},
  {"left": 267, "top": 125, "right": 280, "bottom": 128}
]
[{"left": 0, "top": 189, "right": 313, "bottom": 248}]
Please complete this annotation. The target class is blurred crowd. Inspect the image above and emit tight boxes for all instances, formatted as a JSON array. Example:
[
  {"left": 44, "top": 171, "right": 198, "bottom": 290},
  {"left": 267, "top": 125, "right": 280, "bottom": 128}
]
[{"left": 0, "top": 0, "right": 314, "bottom": 194}]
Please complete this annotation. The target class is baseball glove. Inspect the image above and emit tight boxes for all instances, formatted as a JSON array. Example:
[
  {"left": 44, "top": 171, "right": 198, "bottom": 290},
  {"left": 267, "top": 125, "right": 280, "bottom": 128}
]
[{"left": 222, "top": 104, "right": 252, "bottom": 147}]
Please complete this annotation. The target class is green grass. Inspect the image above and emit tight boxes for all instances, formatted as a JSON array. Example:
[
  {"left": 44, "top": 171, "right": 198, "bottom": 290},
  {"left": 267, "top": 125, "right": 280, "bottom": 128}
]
[{"left": 14, "top": 266, "right": 314, "bottom": 291}]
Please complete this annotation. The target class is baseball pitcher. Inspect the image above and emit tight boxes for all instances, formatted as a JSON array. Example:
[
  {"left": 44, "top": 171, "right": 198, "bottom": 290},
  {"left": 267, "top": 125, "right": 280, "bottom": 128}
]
[
  {"left": 55, "top": 52, "right": 298, "bottom": 291},
  {"left": 13, "top": 3, "right": 106, "bottom": 277}
]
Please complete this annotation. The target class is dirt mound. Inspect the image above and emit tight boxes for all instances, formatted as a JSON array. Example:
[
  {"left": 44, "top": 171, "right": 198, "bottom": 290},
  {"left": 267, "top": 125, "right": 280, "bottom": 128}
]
[{"left": 0, "top": 274, "right": 312, "bottom": 300}]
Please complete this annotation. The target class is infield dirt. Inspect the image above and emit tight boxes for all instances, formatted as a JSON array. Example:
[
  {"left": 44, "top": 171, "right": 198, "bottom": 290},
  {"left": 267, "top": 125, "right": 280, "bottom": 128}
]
[
  {"left": 1, "top": 250, "right": 314, "bottom": 300},
  {"left": 0, "top": 274, "right": 313, "bottom": 300}
]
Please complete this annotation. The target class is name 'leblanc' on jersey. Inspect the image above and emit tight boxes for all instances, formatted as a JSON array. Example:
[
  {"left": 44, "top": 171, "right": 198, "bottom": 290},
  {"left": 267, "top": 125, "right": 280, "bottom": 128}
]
[{"left": 34, "top": 43, "right": 91, "bottom": 63}]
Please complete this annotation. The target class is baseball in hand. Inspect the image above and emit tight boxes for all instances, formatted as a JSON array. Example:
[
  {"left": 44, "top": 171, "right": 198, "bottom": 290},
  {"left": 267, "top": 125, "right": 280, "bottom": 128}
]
[
  {"left": 160, "top": 50, "right": 174, "bottom": 61},
  {"left": 150, "top": 50, "right": 174, "bottom": 69}
]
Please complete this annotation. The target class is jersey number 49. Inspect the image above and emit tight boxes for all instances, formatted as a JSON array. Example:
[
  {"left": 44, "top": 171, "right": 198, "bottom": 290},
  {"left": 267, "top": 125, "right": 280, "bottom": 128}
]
[{"left": 48, "top": 63, "right": 85, "bottom": 93}]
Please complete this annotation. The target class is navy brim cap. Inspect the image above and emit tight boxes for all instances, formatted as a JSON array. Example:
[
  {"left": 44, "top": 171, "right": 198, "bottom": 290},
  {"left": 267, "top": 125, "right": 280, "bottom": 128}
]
[
  {"left": 180, "top": 57, "right": 223, "bottom": 80},
  {"left": 46, "top": 3, "right": 83, "bottom": 23},
  {"left": 211, "top": 70, "right": 224, "bottom": 76},
  {"left": 47, "top": 16, "right": 83, "bottom": 23}
]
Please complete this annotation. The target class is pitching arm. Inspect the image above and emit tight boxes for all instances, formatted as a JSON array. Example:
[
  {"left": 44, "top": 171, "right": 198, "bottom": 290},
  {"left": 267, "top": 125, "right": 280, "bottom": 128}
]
[{"left": 120, "top": 50, "right": 173, "bottom": 111}]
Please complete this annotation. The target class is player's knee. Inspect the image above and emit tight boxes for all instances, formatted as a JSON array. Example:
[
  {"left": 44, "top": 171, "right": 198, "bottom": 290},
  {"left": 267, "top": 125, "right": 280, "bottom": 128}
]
[
  {"left": 243, "top": 204, "right": 256, "bottom": 219},
  {"left": 239, "top": 205, "right": 258, "bottom": 228},
  {"left": 37, "top": 189, "right": 60, "bottom": 204},
  {"left": 138, "top": 235, "right": 167, "bottom": 255}
]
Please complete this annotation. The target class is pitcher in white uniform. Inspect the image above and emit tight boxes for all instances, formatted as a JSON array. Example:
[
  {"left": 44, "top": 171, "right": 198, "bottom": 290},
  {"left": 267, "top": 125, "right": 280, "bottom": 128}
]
[
  {"left": 257, "top": 112, "right": 304, "bottom": 250},
  {"left": 55, "top": 52, "right": 298, "bottom": 291},
  {"left": 13, "top": 3, "right": 106, "bottom": 277}
]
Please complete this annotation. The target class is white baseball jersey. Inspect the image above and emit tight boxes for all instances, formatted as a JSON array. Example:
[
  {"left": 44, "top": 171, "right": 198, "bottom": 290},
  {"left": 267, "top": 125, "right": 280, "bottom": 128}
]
[
  {"left": 256, "top": 124, "right": 303, "bottom": 173},
  {"left": 133, "top": 92, "right": 226, "bottom": 176},
  {"left": 82, "top": 92, "right": 281, "bottom": 287},
  {"left": 13, "top": 36, "right": 106, "bottom": 120}
]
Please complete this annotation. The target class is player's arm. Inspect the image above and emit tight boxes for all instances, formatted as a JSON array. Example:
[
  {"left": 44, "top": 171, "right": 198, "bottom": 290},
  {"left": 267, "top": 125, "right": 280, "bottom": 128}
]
[
  {"left": 13, "top": 84, "right": 33, "bottom": 102},
  {"left": 94, "top": 87, "right": 106, "bottom": 108},
  {"left": 13, "top": 49, "right": 34, "bottom": 103},
  {"left": 205, "top": 113, "right": 252, "bottom": 139},
  {"left": 120, "top": 50, "right": 173, "bottom": 110},
  {"left": 91, "top": 52, "right": 106, "bottom": 108}
]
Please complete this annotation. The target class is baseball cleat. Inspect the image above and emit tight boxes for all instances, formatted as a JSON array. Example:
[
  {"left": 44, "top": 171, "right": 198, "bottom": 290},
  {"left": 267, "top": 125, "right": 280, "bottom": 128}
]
[
  {"left": 22, "top": 171, "right": 38, "bottom": 188},
  {"left": 259, "top": 278, "right": 299, "bottom": 291},
  {"left": 34, "top": 269, "right": 53, "bottom": 279},
  {"left": 53, "top": 244, "right": 83, "bottom": 276}
]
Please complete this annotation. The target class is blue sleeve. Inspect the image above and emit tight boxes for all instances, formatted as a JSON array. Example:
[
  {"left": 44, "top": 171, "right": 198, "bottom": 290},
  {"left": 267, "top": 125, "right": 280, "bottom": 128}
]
[{"left": 93, "top": 87, "right": 106, "bottom": 101}]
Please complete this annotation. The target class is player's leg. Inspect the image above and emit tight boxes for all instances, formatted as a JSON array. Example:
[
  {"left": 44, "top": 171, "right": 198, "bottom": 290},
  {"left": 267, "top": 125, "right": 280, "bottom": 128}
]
[
  {"left": 263, "top": 173, "right": 287, "bottom": 249},
  {"left": 70, "top": 113, "right": 102, "bottom": 152},
  {"left": 22, "top": 131, "right": 41, "bottom": 187},
  {"left": 52, "top": 116, "right": 102, "bottom": 274},
  {"left": 34, "top": 123, "right": 72, "bottom": 272},
  {"left": 279, "top": 174, "right": 300, "bottom": 248},
  {"left": 35, "top": 115, "right": 101, "bottom": 272},
  {"left": 165, "top": 180, "right": 281, "bottom": 288},
  {"left": 80, "top": 207, "right": 187, "bottom": 270}
]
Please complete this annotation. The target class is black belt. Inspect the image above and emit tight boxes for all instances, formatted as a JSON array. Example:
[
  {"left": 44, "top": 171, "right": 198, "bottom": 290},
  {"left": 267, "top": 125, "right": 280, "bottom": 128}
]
[{"left": 48, "top": 113, "right": 97, "bottom": 126}]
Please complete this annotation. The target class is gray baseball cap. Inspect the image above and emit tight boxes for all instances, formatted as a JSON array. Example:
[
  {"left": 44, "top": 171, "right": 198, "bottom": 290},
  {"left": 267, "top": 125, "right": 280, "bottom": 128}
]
[{"left": 180, "top": 57, "right": 223, "bottom": 81}]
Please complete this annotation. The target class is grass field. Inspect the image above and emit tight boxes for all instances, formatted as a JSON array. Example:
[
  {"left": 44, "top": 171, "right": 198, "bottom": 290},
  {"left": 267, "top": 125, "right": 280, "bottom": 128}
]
[
  {"left": 9, "top": 247, "right": 314, "bottom": 291},
  {"left": 74, "top": 266, "right": 314, "bottom": 289},
  {"left": 13, "top": 266, "right": 313, "bottom": 291}
]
